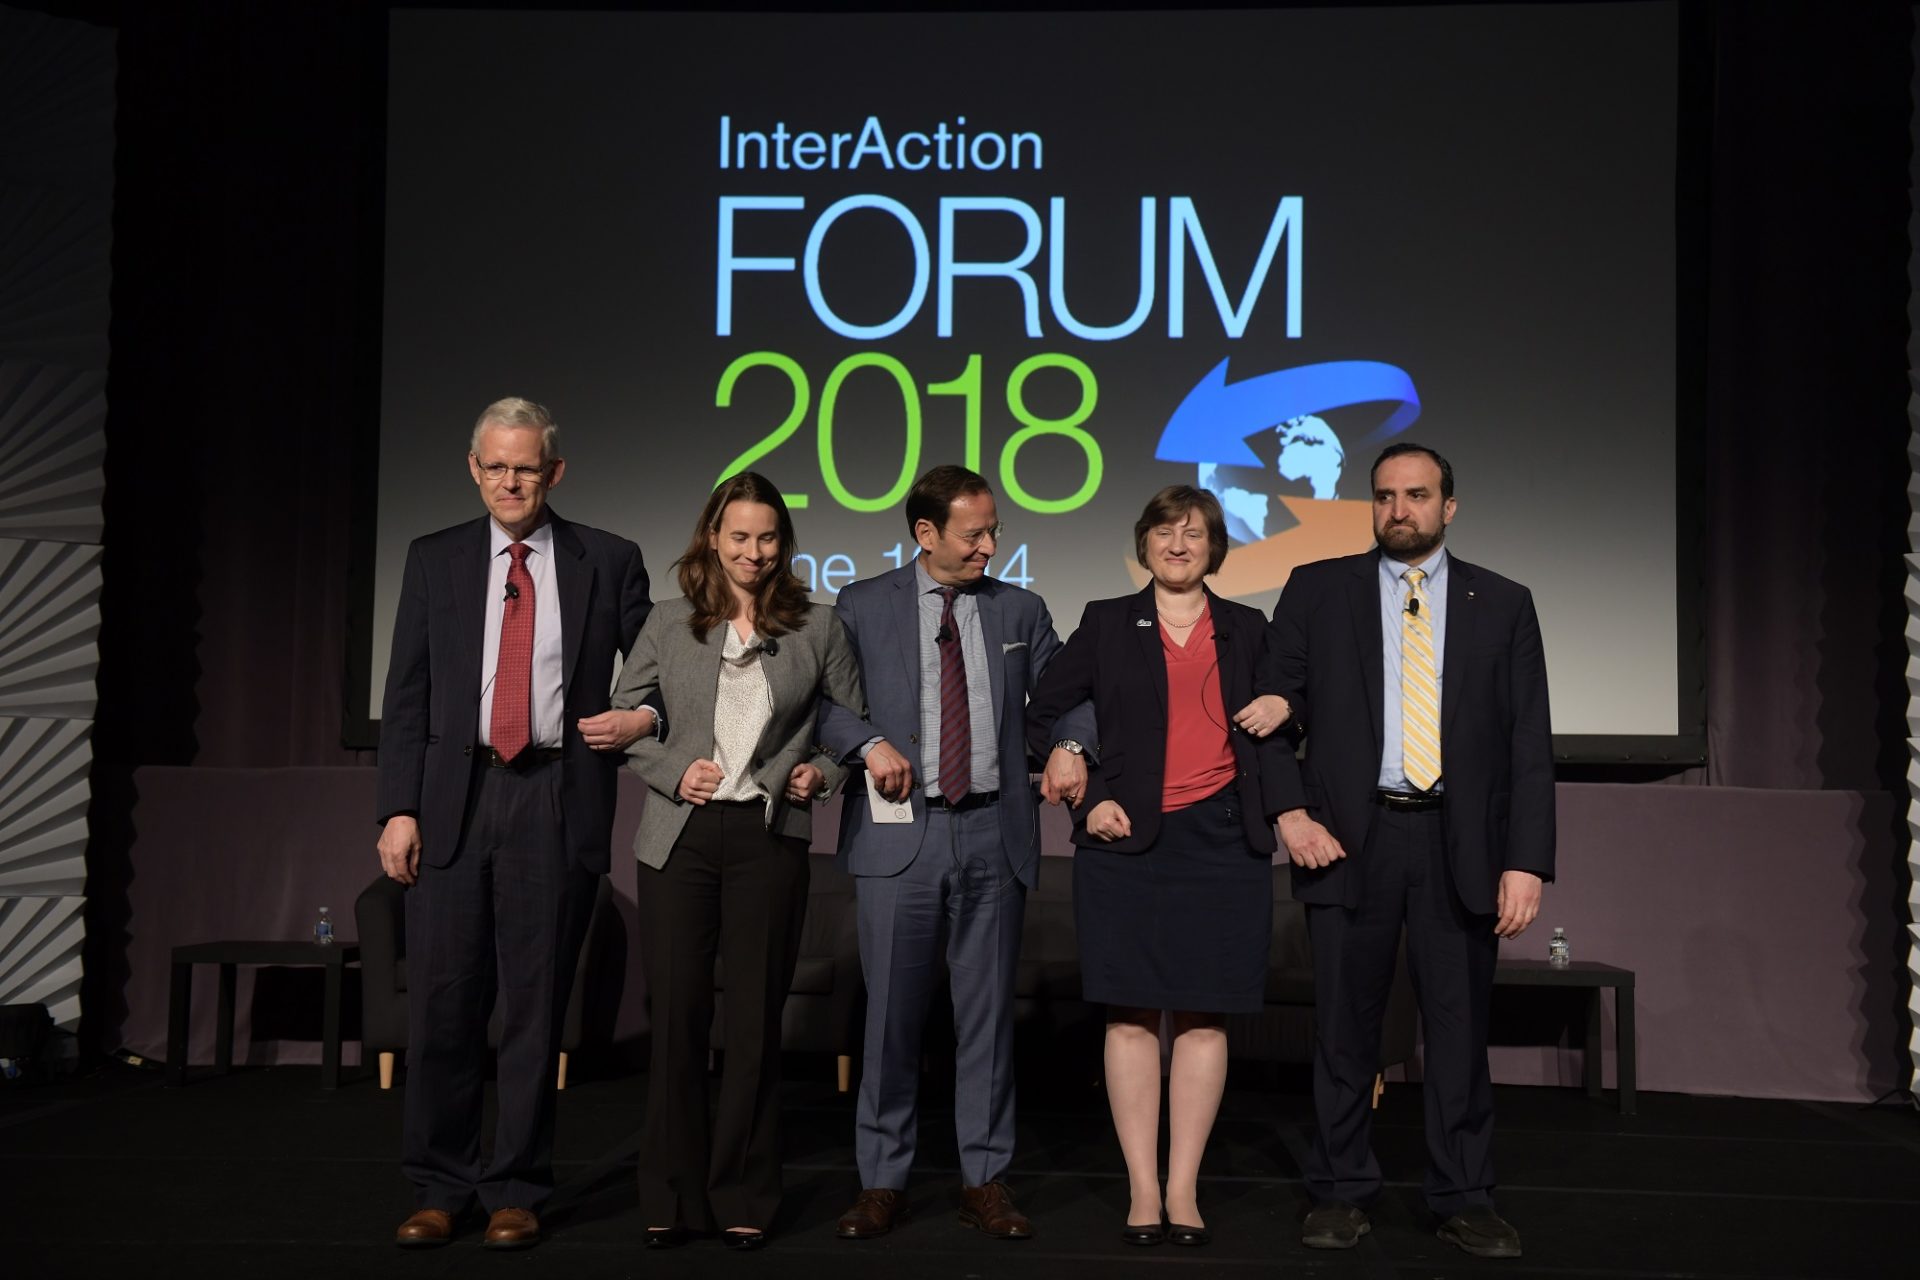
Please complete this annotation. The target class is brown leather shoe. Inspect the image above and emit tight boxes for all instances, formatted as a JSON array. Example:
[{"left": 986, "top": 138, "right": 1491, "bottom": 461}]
[
  {"left": 836, "top": 1188, "right": 908, "bottom": 1239},
  {"left": 394, "top": 1208, "right": 455, "bottom": 1248},
  {"left": 482, "top": 1207, "right": 541, "bottom": 1250},
  {"left": 959, "top": 1181, "right": 1032, "bottom": 1239}
]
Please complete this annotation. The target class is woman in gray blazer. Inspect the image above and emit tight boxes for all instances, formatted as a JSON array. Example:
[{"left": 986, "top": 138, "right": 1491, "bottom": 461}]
[{"left": 605, "top": 471, "right": 864, "bottom": 1250}]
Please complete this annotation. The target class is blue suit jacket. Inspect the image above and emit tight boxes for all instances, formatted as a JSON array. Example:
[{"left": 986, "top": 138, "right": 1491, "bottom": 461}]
[{"left": 817, "top": 563, "right": 1091, "bottom": 889}]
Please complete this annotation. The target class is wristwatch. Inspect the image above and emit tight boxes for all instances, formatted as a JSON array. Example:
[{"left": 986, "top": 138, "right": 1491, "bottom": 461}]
[{"left": 1052, "top": 739, "right": 1085, "bottom": 755}]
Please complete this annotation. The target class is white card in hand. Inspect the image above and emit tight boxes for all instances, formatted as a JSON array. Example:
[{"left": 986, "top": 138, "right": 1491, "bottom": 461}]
[{"left": 866, "top": 785, "right": 915, "bottom": 824}]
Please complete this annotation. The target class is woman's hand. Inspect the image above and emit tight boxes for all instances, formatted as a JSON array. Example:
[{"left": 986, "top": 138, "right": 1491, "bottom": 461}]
[
  {"left": 678, "top": 758, "right": 723, "bottom": 805},
  {"left": 1086, "top": 799, "right": 1133, "bottom": 842},
  {"left": 1232, "top": 693, "right": 1291, "bottom": 738},
  {"left": 786, "top": 762, "right": 825, "bottom": 805}
]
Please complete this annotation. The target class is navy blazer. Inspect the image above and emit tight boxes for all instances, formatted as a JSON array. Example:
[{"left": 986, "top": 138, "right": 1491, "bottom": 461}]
[
  {"left": 1026, "top": 585, "right": 1290, "bottom": 854},
  {"left": 815, "top": 563, "right": 1091, "bottom": 890},
  {"left": 1265, "top": 548, "right": 1555, "bottom": 914},
  {"left": 376, "top": 510, "right": 652, "bottom": 873}
]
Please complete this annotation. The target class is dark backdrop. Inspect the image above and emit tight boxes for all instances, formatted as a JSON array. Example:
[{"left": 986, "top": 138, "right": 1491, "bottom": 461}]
[{"left": 29, "top": 0, "right": 1908, "bottom": 1073}]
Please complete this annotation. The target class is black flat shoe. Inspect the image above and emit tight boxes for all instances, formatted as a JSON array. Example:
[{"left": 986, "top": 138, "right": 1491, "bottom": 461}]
[
  {"left": 1167, "top": 1223, "right": 1211, "bottom": 1246},
  {"left": 722, "top": 1229, "right": 769, "bottom": 1252},
  {"left": 644, "top": 1227, "right": 690, "bottom": 1250},
  {"left": 1120, "top": 1222, "right": 1165, "bottom": 1246}
]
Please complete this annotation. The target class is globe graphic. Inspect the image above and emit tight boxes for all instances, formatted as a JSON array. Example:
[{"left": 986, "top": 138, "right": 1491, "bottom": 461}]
[{"left": 1196, "top": 414, "right": 1346, "bottom": 545}]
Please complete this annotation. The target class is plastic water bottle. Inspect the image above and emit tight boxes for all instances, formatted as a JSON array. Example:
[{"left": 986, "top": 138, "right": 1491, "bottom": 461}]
[
  {"left": 1547, "top": 926, "right": 1570, "bottom": 968},
  {"left": 314, "top": 906, "right": 335, "bottom": 947}
]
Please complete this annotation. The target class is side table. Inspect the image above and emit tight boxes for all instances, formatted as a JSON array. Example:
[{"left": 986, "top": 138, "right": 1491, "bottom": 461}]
[
  {"left": 1493, "top": 958, "right": 1636, "bottom": 1114},
  {"left": 167, "top": 941, "right": 360, "bottom": 1089}
]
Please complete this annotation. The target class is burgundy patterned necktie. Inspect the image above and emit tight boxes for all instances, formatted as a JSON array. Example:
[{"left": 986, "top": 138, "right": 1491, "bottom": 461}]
[
  {"left": 936, "top": 587, "right": 971, "bottom": 802},
  {"left": 490, "top": 542, "right": 535, "bottom": 763}
]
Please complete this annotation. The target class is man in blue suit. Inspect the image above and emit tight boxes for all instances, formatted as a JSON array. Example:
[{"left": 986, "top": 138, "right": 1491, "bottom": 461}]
[{"left": 818, "top": 465, "right": 1092, "bottom": 1241}]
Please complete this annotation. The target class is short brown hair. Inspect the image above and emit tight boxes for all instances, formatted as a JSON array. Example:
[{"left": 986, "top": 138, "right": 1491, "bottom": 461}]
[
  {"left": 1134, "top": 485, "right": 1230, "bottom": 575},
  {"left": 676, "top": 472, "right": 812, "bottom": 643},
  {"left": 904, "top": 464, "right": 992, "bottom": 536}
]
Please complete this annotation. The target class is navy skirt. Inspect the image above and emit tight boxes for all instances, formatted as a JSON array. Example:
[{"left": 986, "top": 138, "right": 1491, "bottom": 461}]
[{"left": 1072, "top": 785, "right": 1272, "bottom": 1014}]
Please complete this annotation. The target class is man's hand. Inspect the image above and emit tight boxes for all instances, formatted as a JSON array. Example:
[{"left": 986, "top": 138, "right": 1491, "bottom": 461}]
[
  {"left": 1494, "top": 870, "right": 1543, "bottom": 939},
  {"left": 378, "top": 815, "right": 422, "bottom": 886},
  {"left": 1232, "top": 693, "right": 1291, "bottom": 738},
  {"left": 678, "top": 758, "right": 724, "bottom": 805},
  {"left": 1278, "top": 808, "right": 1346, "bottom": 869},
  {"left": 1040, "top": 746, "right": 1088, "bottom": 806},
  {"left": 578, "top": 706, "right": 656, "bottom": 751},
  {"left": 864, "top": 740, "right": 915, "bottom": 802},
  {"left": 1085, "top": 799, "right": 1133, "bottom": 842},
  {"left": 786, "top": 762, "right": 825, "bottom": 805}
]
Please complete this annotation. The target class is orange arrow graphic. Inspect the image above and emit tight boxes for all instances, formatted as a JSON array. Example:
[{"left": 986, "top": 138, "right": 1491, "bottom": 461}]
[{"left": 1125, "top": 497, "right": 1373, "bottom": 598}]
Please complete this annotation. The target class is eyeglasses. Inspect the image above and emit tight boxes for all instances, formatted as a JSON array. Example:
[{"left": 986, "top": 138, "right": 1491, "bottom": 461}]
[
  {"left": 944, "top": 522, "right": 1004, "bottom": 548},
  {"left": 474, "top": 458, "right": 549, "bottom": 484}
]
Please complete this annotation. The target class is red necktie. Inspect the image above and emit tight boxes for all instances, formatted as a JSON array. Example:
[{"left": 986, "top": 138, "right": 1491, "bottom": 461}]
[
  {"left": 490, "top": 542, "right": 535, "bottom": 763},
  {"left": 937, "top": 587, "right": 971, "bottom": 802}
]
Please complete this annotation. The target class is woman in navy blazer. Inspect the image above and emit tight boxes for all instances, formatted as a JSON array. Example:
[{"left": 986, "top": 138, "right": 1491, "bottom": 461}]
[{"left": 1026, "top": 485, "right": 1293, "bottom": 1248}]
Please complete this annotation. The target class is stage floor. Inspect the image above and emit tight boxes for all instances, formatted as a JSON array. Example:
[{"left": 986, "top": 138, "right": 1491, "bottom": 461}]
[{"left": 5, "top": 1058, "right": 1916, "bottom": 1278}]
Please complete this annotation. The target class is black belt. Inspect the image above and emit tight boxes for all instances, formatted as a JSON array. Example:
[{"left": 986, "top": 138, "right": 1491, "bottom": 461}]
[
  {"left": 472, "top": 745, "right": 564, "bottom": 770},
  {"left": 924, "top": 789, "right": 1000, "bottom": 812},
  {"left": 1375, "top": 788, "right": 1442, "bottom": 812}
]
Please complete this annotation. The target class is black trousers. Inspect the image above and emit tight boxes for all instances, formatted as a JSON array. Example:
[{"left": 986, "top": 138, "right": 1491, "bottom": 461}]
[
  {"left": 402, "top": 758, "right": 597, "bottom": 1213},
  {"left": 1305, "top": 803, "right": 1498, "bottom": 1217},
  {"left": 636, "top": 800, "right": 810, "bottom": 1231}
]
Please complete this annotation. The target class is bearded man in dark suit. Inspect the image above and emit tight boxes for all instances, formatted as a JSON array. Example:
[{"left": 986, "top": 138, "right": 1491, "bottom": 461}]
[{"left": 1268, "top": 443, "right": 1554, "bottom": 1260}]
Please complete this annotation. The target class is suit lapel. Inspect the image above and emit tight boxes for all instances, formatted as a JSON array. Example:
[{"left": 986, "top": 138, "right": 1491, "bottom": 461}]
[
  {"left": 1128, "top": 585, "right": 1168, "bottom": 721},
  {"left": 888, "top": 564, "right": 922, "bottom": 709},
  {"left": 976, "top": 577, "right": 1007, "bottom": 720},
  {"left": 1441, "top": 554, "right": 1474, "bottom": 743},
  {"left": 450, "top": 518, "right": 489, "bottom": 705},
  {"left": 759, "top": 615, "right": 808, "bottom": 726},
  {"left": 550, "top": 513, "right": 590, "bottom": 691},
  {"left": 1347, "top": 551, "right": 1385, "bottom": 754}
]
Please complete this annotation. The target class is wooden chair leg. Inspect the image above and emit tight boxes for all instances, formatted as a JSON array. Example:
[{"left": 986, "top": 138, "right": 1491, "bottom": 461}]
[
  {"left": 557, "top": 1052, "right": 569, "bottom": 1091},
  {"left": 1371, "top": 1072, "right": 1385, "bottom": 1109},
  {"left": 379, "top": 1052, "right": 395, "bottom": 1090},
  {"left": 836, "top": 1054, "right": 851, "bottom": 1094}
]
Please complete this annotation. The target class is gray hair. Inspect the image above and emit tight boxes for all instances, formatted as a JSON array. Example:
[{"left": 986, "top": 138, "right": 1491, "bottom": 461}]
[{"left": 470, "top": 397, "right": 560, "bottom": 462}]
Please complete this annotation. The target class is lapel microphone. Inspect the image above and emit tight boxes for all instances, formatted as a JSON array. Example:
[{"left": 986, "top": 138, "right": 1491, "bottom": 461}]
[
  {"left": 760, "top": 637, "right": 780, "bottom": 657},
  {"left": 1405, "top": 595, "right": 1419, "bottom": 617},
  {"left": 503, "top": 581, "right": 519, "bottom": 602}
]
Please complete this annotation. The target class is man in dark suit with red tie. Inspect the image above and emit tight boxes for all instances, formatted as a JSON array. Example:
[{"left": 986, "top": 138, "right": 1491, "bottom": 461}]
[
  {"left": 376, "top": 398, "right": 651, "bottom": 1249},
  {"left": 1266, "top": 443, "right": 1554, "bottom": 1260}
]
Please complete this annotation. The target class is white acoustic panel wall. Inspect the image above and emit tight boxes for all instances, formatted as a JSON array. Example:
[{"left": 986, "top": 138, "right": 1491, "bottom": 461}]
[
  {"left": 0, "top": 717, "right": 89, "bottom": 897},
  {"left": 0, "top": 361, "right": 105, "bottom": 543},
  {"left": 0, "top": 537, "right": 101, "bottom": 721},
  {"left": 0, "top": 5, "right": 114, "bottom": 1037},
  {"left": 0, "top": 893, "right": 82, "bottom": 1028}
]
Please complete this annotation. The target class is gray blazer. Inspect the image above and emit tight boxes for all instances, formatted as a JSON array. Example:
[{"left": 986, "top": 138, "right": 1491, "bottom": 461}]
[{"left": 613, "top": 597, "right": 864, "bottom": 869}]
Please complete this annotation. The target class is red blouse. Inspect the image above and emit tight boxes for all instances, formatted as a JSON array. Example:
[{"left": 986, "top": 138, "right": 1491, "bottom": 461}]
[{"left": 1161, "top": 605, "right": 1237, "bottom": 811}]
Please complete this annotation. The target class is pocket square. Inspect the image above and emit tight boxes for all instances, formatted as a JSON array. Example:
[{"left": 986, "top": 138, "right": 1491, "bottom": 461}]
[{"left": 1002, "top": 641, "right": 1028, "bottom": 652}]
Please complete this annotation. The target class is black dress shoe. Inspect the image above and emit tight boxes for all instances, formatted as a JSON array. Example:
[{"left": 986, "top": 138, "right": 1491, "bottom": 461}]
[
  {"left": 1167, "top": 1223, "right": 1211, "bottom": 1246},
  {"left": 1437, "top": 1207, "right": 1521, "bottom": 1258},
  {"left": 1302, "top": 1201, "right": 1370, "bottom": 1249},
  {"left": 644, "top": 1227, "right": 691, "bottom": 1250},
  {"left": 1120, "top": 1221, "right": 1165, "bottom": 1246},
  {"left": 722, "top": 1229, "right": 769, "bottom": 1252}
]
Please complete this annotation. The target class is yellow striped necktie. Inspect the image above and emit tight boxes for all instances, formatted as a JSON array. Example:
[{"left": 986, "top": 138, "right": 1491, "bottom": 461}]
[{"left": 1401, "top": 567, "right": 1441, "bottom": 791}]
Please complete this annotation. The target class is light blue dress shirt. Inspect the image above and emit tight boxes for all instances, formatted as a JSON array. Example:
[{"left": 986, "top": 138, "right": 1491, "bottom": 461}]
[{"left": 1377, "top": 547, "right": 1448, "bottom": 791}]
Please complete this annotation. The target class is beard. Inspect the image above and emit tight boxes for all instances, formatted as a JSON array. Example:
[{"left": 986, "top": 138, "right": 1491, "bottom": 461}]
[{"left": 1377, "top": 521, "right": 1445, "bottom": 561}]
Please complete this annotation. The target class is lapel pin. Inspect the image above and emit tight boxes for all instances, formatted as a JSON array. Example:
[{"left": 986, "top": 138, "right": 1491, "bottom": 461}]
[
  {"left": 1467, "top": 591, "right": 1475, "bottom": 599},
  {"left": 1136, "top": 618, "right": 1153, "bottom": 627}
]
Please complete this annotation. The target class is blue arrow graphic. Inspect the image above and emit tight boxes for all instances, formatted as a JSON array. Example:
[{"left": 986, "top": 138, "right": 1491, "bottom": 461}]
[{"left": 1155, "top": 359, "right": 1422, "bottom": 464}]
